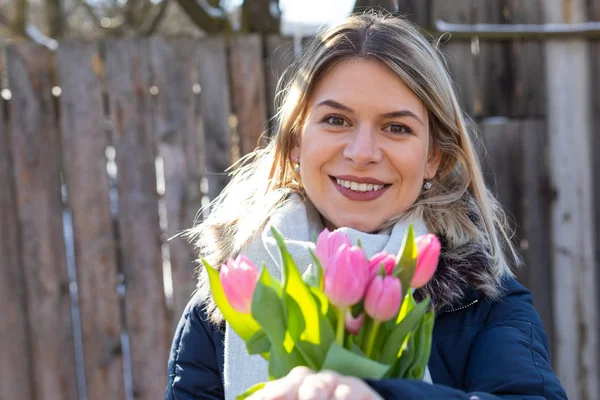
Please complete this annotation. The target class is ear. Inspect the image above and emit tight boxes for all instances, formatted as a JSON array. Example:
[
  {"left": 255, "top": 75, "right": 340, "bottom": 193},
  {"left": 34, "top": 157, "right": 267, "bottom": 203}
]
[
  {"left": 425, "top": 143, "right": 442, "bottom": 179},
  {"left": 290, "top": 143, "right": 301, "bottom": 164}
]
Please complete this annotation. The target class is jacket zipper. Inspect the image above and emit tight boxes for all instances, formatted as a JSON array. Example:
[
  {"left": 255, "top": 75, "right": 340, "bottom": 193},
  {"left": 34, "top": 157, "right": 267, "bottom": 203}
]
[{"left": 446, "top": 299, "right": 479, "bottom": 313}]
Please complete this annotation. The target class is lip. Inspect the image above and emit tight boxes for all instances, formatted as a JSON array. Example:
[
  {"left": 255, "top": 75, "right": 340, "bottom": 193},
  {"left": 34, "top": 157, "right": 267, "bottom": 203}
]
[
  {"left": 330, "top": 176, "right": 390, "bottom": 202},
  {"left": 333, "top": 175, "right": 389, "bottom": 185}
]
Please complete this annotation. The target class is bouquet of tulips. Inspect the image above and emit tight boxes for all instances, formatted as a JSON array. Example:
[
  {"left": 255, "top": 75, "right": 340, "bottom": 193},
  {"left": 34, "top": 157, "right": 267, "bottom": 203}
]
[{"left": 203, "top": 225, "right": 441, "bottom": 399}]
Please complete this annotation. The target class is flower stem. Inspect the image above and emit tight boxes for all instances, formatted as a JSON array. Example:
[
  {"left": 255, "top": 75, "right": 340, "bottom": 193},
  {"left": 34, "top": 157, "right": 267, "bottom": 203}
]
[
  {"left": 336, "top": 308, "right": 346, "bottom": 345},
  {"left": 365, "top": 321, "right": 381, "bottom": 358}
]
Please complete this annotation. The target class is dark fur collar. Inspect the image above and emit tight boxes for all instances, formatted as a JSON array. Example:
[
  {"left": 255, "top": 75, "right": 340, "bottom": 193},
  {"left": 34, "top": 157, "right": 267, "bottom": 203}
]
[{"left": 414, "top": 235, "right": 504, "bottom": 313}]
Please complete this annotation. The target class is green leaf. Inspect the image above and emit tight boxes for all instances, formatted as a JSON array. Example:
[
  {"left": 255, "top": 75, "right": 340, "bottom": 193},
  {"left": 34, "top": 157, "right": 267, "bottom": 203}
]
[
  {"left": 203, "top": 259, "right": 261, "bottom": 342},
  {"left": 246, "top": 329, "right": 271, "bottom": 356},
  {"left": 394, "top": 225, "right": 417, "bottom": 291},
  {"left": 302, "top": 263, "right": 320, "bottom": 288},
  {"left": 408, "top": 310, "right": 435, "bottom": 380},
  {"left": 310, "top": 286, "right": 336, "bottom": 329},
  {"left": 397, "top": 288, "right": 417, "bottom": 324},
  {"left": 252, "top": 268, "right": 304, "bottom": 378},
  {"left": 236, "top": 382, "right": 266, "bottom": 400},
  {"left": 346, "top": 334, "right": 366, "bottom": 357},
  {"left": 321, "top": 341, "right": 390, "bottom": 379},
  {"left": 379, "top": 295, "right": 431, "bottom": 365},
  {"left": 272, "top": 228, "right": 335, "bottom": 369},
  {"left": 390, "top": 332, "right": 415, "bottom": 378},
  {"left": 307, "top": 248, "right": 324, "bottom": 289}
]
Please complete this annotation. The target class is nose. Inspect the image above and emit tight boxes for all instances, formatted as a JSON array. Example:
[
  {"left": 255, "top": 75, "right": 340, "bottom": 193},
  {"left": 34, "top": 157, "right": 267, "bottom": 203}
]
[{"left": 343, "top": 125, "right": 383, "bottom": 167}]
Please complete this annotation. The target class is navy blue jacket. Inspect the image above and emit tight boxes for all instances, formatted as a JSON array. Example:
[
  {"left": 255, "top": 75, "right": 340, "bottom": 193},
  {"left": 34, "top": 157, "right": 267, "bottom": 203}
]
[{"left": 166, "top": 277, "right": 567, "bottom": 399}]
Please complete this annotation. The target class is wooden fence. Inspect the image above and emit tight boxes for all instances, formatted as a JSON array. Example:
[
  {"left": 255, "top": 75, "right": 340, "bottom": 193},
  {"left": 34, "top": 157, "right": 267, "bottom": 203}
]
[{"left": 1, "top": 1, "right": 599, "bottom": 399}]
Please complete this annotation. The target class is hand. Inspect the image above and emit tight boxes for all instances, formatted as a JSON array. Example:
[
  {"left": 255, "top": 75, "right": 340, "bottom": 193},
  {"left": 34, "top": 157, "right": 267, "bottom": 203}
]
[{"left": 247, "top": 366, "right": 384, "bottom": 400}]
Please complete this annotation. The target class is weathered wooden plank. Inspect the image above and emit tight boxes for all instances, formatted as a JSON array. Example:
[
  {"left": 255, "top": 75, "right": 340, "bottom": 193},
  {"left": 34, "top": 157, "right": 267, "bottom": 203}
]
[
  {"left": 590, "top": 0, "right": 600, "bottom": 372},
  {"left": 56, "top": 41, "right": 125, "bottom": 400},
  {"left": 480, "top": 118, "right": 555, "bottom": 357},
  {"left": 196, "top": 36, "right": 232, "bottom": 201},
  {"left": 431, "top": 0, "right": 480, "bottom": 116},
  {"left": 150, "top": 36, "right": 200, "bottom": 326},
  {"left": 5, "top": 43, "right": 78, "bottom": 400},
  {"left": 0, "top": 48, "right": 34, "bottom": 400},
  {"left": 229, "top": 34, "right": 269, "bottom": 156},
  {"left": 397, "top": 0, "right": 432, "bottom": 28},
  {"left": 475, "top": 0, "right": 545, "bottom": 117},
  {"left": 518, "top": 119, "right": 554, "bottom": 359},
  {"left": 544, "top": 1, "right": 599, "bottom": 398},
  {"left": 104, "top": 38, "right": 170, "bottom": 400},
  {"left": 265, "top": 34, "right": 294, "bottom": 134},
  {"left": 479, "top": 119, "right": 523, "bottom": 235}
]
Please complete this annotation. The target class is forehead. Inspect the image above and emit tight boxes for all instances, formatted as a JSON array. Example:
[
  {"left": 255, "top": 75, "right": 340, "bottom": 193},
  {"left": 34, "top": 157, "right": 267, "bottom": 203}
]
[{"left": 308, "top": 58, "right": 426, "bottom": 118}]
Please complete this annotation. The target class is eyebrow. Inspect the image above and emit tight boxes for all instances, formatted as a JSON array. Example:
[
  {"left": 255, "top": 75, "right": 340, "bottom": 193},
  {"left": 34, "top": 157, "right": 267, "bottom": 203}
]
[{"left": 314, "top": 99, "right": 425, "bottom": 126}]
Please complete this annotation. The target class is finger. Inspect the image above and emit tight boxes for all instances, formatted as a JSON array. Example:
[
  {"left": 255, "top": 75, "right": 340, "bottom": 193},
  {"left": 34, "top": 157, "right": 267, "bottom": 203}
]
[
  {"left": 332, "top": 377, "right": 383, "bottom": 400},
  {"left": 248, "top": 367, "right": 314, "bottom": 400},
  {"left": 298, "top": 371, "right": 340, "bottom": 400}
]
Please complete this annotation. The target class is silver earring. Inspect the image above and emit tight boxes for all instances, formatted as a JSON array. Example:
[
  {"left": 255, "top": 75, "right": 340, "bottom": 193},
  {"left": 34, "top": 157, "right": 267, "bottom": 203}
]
[
  {"left": 423, "top": 180, "right": 432, "bottom": 190},
  {"left": 295, "top": 164, "right": 300, "bottom": 173}
]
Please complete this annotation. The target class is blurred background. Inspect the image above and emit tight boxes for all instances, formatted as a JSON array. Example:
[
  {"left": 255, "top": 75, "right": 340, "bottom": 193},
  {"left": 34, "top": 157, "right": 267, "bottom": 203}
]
[{"left": 1, "top": 0, "right": 599, "bottom": 399}]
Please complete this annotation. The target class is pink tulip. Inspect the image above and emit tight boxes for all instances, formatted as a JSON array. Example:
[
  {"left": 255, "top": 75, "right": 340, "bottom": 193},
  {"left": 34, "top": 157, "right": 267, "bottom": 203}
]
[
  {"left": 368, "top": 252, "right": 396, "bottom": 278},
  {"left": 323, "top": 244, "right": 369, "bottom": 309},
  {"left": 345, "top": 311, "right": 364, "bottom": 335},
  {"left": 364, "top": 275, "right": 402, "bottom": 322},
  {"left": 315, "top": 228, "right": 352, "bottom": 270},
  {"left": 220, "top": 255, "right": 260, "bottom": 314},
  {"left": 411, "top": 234, "right": 441, "bottom": 288}
]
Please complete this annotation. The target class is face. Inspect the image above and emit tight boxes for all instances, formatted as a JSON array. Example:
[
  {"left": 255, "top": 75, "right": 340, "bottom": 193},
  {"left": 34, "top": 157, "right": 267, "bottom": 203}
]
[{"left": 291, "top": 58, "right": 441, "bottom": 233}]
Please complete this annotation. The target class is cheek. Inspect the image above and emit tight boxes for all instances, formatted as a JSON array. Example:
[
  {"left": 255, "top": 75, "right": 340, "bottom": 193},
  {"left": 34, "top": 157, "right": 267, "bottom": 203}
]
[
  {"left": 299, "top": 127, "right": 338, "bottom": 165},
  {"left": 389, "top": 145, "right": 428, "bottom": 181}
]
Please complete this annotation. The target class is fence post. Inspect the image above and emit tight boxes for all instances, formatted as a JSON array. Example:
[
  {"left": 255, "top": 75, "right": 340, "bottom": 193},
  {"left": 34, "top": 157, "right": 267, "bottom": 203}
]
[
  {"left": 57, "top": 41, "right": 125, "bottom": 400},
  {"left": 0, "top": 48, "right": 35, "bottom": 400},
  {"left": 105, "top": 38, "right": 170, "bottom": 399},
  {"left": 543, "top": 0, "right": 599, "bottom": 398},
  {"left": 5, "top": 43, "right": 78, "bottom": 400}
]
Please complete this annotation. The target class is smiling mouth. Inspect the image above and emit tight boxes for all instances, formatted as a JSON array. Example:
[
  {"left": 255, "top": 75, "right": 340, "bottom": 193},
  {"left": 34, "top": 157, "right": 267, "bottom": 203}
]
[
  {"left": 334, "top": 178, "right": 386, "bottom": 192},
  {"left": 329, "top": 176, "right": 391, "bottom": 197}
]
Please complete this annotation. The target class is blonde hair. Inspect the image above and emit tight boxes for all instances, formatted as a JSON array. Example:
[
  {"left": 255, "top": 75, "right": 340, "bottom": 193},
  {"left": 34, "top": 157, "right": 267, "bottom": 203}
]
[{"left": 187, "top": 12, "right": 521, "bottom": 322}]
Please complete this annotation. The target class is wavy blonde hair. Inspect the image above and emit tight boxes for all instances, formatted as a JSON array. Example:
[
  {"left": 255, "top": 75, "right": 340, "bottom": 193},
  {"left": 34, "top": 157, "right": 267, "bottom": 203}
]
[{"left": 187, "top": 12, "right": 521, "bottom": 323}]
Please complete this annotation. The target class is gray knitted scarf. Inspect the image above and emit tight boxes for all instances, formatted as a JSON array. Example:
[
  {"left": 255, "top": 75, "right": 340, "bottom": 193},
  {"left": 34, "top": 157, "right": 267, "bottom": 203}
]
[{"left": 223, "top": 194, "right": 432, "bottom": 399}]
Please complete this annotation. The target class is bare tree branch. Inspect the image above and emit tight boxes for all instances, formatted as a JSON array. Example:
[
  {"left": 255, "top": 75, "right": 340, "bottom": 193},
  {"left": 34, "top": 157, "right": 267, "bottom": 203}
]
[
  {"left": 25, "top": 23, "right": 58, "bottom": 49},
  {"left": 353, "top": 0, "right": 398, "bottom": 14},
  {"left": 46, "top": 0, "right": 64, "bottom": 38},
  {"left": 198, "top": 0, "right": 225, "bottom": 18},
  {"left": 14, "top": 0, "right": 28, "bottom": 36},
  {"left": 241, "top": 0, "right": 279, "bottom": 34},
  {"left": 176, "top": 0, "right": 228, "bottom": 33},
  {"left": 81, "top": 1, "right": 124, "bottom": 34},
  {"left": 140, "top": 0, "right": 170, "bottom": 35}
]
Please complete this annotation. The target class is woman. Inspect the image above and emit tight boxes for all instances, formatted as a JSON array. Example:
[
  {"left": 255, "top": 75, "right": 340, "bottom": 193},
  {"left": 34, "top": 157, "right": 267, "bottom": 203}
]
[{"left": 166, "top": 13, "right": 567, "bottom": 400}]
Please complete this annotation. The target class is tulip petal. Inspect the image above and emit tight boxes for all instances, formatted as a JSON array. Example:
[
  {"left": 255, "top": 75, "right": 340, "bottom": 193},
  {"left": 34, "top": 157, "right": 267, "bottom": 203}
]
[{"left": 203, "top": 259, "right": 260, "bottom": 342}]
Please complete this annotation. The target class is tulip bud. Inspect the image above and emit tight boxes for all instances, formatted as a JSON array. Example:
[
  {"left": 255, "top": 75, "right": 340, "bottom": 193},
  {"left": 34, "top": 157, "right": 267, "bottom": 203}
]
[
  {"left": 345, "top": 311, "right": 364, "bottom": 335},
  {"left": 411, "top": 234, "right": 441, "bottom": 288},
  {"left": 323, "top": 244, "right": 369, "bottom": 309},
  {"left": 368, "top": 251, "right": 396, "bottom": 278},
  {"left": 315, "top": 228, "right": 352, "bottom": 270},
  {"left": 220, "top": 255, "right": 260, "bottom": 314},
  {"left": 364, "top": 275, "right": 402, "bottom": 322}
]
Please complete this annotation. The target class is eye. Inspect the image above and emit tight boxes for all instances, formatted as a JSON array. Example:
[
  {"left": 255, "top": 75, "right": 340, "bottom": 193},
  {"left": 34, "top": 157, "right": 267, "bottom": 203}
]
[
  {"left": 323, "top": 114, "right": 350, "bottom": 127},
  {"left": 384, "top": 124, "right": 412, "bottom": 135}
]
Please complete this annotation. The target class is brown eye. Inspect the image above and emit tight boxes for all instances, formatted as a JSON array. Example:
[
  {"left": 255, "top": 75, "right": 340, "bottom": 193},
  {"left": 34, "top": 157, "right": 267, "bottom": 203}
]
[
  {"left": 385, "top": 124, "right": 411, "bottom": 134},
  {"left": 324, "top": 115, "right": 349, "bottom": 127}
]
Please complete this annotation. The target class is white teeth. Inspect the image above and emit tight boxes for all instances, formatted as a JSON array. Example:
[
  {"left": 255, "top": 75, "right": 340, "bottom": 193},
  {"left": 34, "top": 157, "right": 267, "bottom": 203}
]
[{"left": 336, "top": 178, "right": 385, "bottom": 193}]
